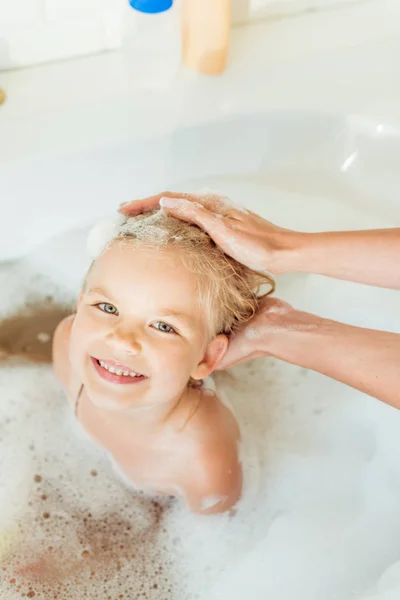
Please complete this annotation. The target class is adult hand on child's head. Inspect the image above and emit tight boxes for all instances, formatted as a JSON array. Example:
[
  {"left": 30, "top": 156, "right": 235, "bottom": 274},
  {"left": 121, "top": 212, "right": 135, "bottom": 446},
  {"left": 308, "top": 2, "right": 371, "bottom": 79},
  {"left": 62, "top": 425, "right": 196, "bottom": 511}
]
[
  {"left": 120, "top": 192, "right": 298, "bottom": 274},
  {"left": 217, "top": 297, "right": 321, "bottom": 370}
]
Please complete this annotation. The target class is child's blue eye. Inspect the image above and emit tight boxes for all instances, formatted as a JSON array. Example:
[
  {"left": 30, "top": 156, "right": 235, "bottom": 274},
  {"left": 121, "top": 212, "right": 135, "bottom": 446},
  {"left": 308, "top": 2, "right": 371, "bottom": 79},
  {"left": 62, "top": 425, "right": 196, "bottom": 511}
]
[
  {"left": 153, "top": 321, "right": 175, "bottom": 334},
  {"left": 97, "top": 302, "right": 119, "bottom": 315}
]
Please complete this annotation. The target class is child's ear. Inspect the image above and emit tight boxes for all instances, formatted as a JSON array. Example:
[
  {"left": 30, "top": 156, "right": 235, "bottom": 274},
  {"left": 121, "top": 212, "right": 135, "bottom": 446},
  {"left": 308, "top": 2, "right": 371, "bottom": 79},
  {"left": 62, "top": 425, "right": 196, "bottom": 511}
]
[{"left": 191, "top": 334, "right": 229, "bottom": 380}]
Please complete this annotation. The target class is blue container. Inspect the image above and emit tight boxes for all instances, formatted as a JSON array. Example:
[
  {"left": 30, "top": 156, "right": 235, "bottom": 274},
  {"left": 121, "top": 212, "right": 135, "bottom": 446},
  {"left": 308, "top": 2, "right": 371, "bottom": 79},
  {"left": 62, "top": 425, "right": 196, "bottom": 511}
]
[{"left": 129, "top": 0, "right": 173, "bottom": 14}]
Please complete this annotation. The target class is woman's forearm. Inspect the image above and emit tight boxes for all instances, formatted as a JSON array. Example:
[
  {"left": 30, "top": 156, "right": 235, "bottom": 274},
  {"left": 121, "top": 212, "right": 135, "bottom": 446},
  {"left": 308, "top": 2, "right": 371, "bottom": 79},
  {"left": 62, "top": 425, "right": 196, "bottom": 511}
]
[
  {"left": 268, "top": 318, "right": 400, "bottom": 408},
  {"left": 281, "top": 229, "right": 400, "bottom": 289}
]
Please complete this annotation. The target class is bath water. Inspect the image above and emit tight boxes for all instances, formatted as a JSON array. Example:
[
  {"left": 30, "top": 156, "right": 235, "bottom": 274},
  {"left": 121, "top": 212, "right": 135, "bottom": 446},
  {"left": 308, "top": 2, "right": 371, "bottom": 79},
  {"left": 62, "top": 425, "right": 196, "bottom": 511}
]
[{"left": 1, "top": 177, "right": 399, "bottom": 600}]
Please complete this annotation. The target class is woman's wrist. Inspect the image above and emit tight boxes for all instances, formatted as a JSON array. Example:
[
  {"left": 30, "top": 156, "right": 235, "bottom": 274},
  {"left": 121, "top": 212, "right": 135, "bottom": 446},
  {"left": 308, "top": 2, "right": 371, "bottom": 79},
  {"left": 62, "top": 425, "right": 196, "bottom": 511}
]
[{"left": 266, "top": 231, "right": 314, "bottom": 275}]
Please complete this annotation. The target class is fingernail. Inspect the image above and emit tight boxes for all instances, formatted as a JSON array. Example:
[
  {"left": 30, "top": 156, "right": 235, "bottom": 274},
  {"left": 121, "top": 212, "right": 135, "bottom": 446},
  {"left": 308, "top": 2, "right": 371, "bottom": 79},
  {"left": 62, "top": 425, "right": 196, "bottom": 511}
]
[
  {"left": 159, "top": 197, "right": 180, "bottom": 208},
  {"left": 119, "top": 201, "right": 129, "bottom": 207}
]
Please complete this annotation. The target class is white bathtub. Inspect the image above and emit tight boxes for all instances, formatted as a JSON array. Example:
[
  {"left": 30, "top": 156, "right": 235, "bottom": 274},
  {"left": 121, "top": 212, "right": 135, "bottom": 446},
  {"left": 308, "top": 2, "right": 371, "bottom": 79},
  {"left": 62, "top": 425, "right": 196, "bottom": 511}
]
[
  {"left": 1, "top": 111, "right": 399, "bottom": 260},
  {"left": 1, "top": 107, "right": 400, "bottom": 600}
]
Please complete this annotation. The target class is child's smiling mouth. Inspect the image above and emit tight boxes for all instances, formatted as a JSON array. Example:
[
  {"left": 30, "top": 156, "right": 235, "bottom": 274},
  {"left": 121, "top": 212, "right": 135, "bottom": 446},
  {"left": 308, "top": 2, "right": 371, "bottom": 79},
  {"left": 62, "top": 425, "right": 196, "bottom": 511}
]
[{"left": 91, "top": 357, "right": 146, "bottom": 385}]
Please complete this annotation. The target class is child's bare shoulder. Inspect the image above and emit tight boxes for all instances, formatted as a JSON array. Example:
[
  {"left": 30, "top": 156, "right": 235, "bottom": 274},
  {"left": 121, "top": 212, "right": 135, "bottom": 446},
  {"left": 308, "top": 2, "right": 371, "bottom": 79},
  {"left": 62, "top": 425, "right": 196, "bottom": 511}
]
[{"left": 173, "top": 386, "right": 242, "bottom": 515}]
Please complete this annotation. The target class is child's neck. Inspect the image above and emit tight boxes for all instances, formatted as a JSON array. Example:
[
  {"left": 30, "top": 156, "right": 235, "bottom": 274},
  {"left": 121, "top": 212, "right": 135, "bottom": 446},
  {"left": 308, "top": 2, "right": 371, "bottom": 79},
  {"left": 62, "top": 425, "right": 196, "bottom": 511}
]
[
  {"left": 127, "top": 393, "right": 185, "bottom": 429},
  {"left": 89, "top": 387, "right": 189, "bottom": 433}
]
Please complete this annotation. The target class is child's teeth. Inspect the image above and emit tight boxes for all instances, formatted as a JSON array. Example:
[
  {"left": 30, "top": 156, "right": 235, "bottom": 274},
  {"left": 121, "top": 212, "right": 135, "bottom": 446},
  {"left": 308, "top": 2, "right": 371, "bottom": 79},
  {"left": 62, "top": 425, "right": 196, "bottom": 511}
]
[{"left": 98, "top": 360, "right": 141, "bottom": 378}]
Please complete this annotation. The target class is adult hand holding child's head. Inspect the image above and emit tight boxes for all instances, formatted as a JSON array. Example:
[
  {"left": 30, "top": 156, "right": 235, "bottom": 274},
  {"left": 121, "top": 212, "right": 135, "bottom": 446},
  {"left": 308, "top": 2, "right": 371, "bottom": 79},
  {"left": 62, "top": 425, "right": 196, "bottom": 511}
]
[
  {"left": 216, "top": 297, "right": 322, "bottom": 370},
  {"left": 120, "top": 191, "right": 298, "bottom": 275}
]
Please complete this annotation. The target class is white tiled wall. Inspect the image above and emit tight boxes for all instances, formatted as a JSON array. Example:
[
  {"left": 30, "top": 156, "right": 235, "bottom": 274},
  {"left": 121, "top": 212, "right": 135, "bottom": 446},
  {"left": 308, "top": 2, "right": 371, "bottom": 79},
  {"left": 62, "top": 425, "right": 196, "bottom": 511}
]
[{"left": 0, "top": 0, "right": 366, "bottom": 70}]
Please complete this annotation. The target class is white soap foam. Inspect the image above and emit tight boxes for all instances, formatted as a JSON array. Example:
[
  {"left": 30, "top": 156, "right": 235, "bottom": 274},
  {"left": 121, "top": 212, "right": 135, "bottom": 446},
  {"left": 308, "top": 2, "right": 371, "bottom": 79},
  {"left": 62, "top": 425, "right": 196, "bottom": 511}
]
[
  {"left": 1, "top": 178, "right": 400, "bottom": 600},
  {"left": 87, "top": 213, "right": 126, "bottom": 259}
]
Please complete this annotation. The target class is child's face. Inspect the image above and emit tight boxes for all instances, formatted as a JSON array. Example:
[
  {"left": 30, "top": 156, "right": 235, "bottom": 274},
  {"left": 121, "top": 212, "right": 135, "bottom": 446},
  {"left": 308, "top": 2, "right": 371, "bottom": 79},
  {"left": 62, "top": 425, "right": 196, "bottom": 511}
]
[{"left": 69, "top": 240, "right": 227, "bottom": 411}]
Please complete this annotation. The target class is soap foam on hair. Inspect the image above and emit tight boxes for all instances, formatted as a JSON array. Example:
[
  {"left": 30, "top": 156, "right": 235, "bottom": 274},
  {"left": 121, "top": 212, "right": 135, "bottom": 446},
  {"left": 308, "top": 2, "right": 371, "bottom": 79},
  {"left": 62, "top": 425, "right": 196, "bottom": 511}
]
[
  {"left": 86, "top": 213, "right": 126, "bottom": 259},
  {"left": 87, "top": 210, "right": 185, "bottom": 260},
  {"left": 118, "top": 210, "right": 171, "bottom": 244}
]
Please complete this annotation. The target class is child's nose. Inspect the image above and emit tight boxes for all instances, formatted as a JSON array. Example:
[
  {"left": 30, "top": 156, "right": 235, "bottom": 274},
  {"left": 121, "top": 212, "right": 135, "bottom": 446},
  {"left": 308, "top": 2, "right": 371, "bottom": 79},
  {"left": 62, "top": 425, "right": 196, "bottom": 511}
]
[{"left": 107, "top": 327, "right": 141, "bottom": 355}]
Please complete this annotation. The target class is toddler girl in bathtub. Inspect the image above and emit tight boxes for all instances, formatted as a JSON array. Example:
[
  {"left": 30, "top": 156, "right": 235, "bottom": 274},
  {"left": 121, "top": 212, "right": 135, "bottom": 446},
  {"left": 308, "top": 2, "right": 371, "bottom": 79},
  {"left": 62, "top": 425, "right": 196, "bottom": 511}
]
[{"left": 51, "top": 208, "right": 274, "bottom": 515}]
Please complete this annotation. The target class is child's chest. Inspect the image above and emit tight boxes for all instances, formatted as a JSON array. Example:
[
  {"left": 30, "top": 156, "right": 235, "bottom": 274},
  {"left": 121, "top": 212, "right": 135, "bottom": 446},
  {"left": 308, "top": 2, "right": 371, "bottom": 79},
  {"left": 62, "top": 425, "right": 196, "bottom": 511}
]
[{"left": 74, "top": 389, "right": 186, "bottom": 493}]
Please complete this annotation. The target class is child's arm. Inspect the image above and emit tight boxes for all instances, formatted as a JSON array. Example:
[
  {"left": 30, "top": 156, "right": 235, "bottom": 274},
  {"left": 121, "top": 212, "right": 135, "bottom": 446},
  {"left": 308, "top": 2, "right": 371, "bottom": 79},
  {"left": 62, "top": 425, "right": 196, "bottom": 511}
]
[
  {"left": 52, "top": 315, "right": 74, "bottom": 391},
  {"left": 183, "top": 439, "right": 242, "bottom": 515}
]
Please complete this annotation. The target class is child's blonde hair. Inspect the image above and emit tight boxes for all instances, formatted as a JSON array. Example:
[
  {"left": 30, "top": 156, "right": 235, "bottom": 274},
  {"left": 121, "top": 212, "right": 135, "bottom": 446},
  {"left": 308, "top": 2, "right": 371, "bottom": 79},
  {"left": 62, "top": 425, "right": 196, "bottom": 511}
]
[{"left": 114, "top": 210, "right": 274, "bottom": 337}]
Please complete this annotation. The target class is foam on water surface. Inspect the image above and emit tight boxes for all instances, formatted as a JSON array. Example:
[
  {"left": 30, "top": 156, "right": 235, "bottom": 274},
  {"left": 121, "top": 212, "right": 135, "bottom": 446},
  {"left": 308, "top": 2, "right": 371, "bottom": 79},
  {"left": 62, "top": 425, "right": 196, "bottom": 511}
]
[{"left": 1, "top": 177, "right": 400, "bottom": 600}]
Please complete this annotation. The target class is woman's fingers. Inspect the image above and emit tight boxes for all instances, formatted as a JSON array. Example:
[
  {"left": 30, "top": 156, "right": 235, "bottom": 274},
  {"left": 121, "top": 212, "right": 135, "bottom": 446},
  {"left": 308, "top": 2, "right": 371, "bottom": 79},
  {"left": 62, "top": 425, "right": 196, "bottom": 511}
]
[
  {"left": 119, "top": 191, "right": 233, "bottom": 217},
  {"left": 120, "top": 192, "right": 226, "bottom": 240},
  {"left": 217, "top": 327, "right": 257, "bottom": 370},
  {"left": 217, "top": 298, "right": 293, "bottom": 370},
  {"left": 159, "top": 197, "right": 224, "bottom": 236},
  {"left": 119, "top": 195, "right": 161, "bottom": 216},
  {"left": 217, "top": 346, "right": 264, "bottom": 370},
  {"left": 158, "top": 191, "right": 233, "bottom": 214},
  {"left": 119, "top": 192, "right": 185, "bottom": 216},
  {"left": 119, "top": 191, "right": 256, "bottom": 267}
]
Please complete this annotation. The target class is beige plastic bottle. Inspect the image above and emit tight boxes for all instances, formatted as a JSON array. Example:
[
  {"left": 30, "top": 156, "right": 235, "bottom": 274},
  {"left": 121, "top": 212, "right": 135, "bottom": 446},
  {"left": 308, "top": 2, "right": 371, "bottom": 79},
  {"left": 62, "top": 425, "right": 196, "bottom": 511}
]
[{"left": 182, "top": 0, "right": 231, "bottom": 75}]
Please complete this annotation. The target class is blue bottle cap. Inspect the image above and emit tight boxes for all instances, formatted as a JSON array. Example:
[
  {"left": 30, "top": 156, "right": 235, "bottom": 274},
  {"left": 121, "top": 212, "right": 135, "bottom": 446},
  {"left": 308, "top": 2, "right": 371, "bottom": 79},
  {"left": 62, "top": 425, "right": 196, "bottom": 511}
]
[{"left": 129, "top": 0, "right": 173, "bottom": 13}]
